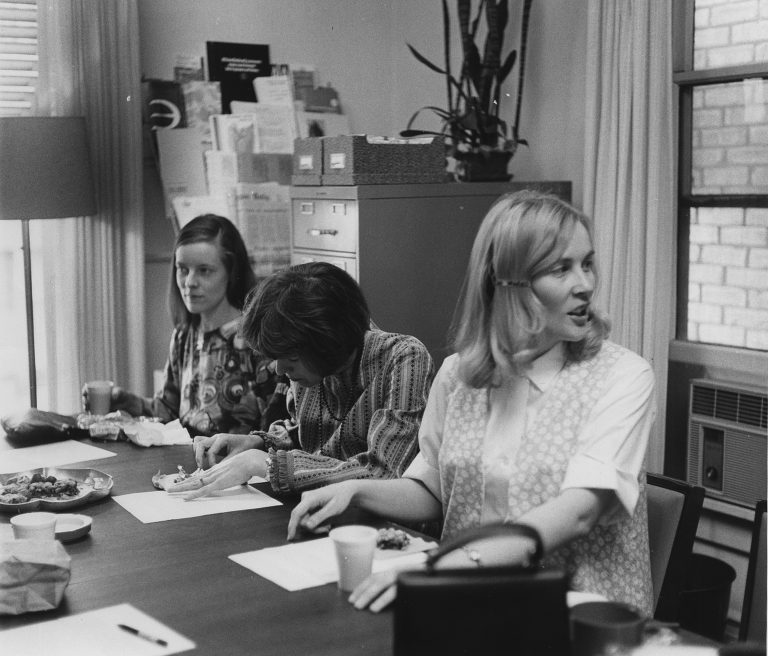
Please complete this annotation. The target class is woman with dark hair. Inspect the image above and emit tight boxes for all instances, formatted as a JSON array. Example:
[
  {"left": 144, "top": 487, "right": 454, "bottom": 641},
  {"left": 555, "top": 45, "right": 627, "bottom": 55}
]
[
  {"left": 168, "top": 261, "right": 434, "bottom": 496},
  {"left": 91, "top": 214, "right": 287, "bottom": 436},
  {"left": 287, "top": 191, "right": 655, "bottom": 615}
]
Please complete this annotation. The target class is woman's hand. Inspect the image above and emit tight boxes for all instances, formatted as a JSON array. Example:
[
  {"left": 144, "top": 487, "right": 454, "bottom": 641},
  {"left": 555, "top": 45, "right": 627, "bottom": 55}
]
[
  {"left": 286, "top": 481, "right": 359, "bottom": 540},
  {"left": 349, "top": 570, "right": 399, "bottom": 613},
  {"left": 166, "top": 450, "right": 268, "bottom": 499},
  {"left": 193, "top": 433, "right": 264, "bottom": 469}
]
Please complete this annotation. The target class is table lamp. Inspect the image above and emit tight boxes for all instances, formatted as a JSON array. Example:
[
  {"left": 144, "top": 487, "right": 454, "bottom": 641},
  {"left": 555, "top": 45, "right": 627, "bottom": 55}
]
[{"left": 0, "top": 116, "right": 97, "bottom": 407}]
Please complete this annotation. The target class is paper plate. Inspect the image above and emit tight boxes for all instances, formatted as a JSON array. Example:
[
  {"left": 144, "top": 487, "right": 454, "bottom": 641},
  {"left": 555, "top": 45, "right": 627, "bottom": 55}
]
[{"left": 55, "top": 513, "right": 92, "bottom": 542}]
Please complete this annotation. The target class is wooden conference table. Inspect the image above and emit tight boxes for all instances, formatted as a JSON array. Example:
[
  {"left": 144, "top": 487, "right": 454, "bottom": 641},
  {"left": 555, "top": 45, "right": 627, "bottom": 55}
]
[{"left": 0, "top": 439, "right": 395, "bottom": 655}]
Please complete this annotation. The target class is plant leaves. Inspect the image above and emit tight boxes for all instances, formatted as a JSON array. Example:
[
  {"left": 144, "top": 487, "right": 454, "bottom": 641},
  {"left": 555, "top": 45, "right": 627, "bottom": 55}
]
[{"left": 407, "top": 43, "right": 448, "bottom": 76}]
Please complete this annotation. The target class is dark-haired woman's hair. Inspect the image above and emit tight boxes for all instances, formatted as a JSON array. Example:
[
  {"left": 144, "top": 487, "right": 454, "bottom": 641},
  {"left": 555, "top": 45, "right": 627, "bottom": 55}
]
[
  {"left": 239, "top": 262, "right": 371, "bottom": 376},
  {"left": 168, "top": 214, "right": 256, "bottom": 326}
]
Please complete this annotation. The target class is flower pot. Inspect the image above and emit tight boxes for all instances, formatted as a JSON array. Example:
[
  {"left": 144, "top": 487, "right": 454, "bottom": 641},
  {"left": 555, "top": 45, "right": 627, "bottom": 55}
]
[{"left": 454, "top": 150, "right": 513, "bottom": 182}]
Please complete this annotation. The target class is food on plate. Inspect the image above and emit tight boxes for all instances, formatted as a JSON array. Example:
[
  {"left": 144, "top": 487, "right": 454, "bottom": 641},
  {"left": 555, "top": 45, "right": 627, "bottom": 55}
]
[
  {"left": 152, "top": 465, "right": 203, "bottom": 490},
  {"left": 376, "top": 527, "right": 411, "bottom": 550},
  {"left": 0, "top": 473, "right": 80, "bottom": 504}
]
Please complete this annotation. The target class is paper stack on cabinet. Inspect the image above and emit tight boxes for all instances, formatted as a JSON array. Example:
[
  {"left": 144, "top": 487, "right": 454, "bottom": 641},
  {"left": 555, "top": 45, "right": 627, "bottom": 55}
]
[{"left": 231, "top": 182, "right": 291, "bottom": 277}]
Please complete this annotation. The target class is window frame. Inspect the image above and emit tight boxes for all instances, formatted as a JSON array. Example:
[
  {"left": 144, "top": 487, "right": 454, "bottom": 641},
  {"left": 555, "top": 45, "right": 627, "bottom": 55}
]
[{"left": 672, "top": 0, "right": 768, "bottom": 358}]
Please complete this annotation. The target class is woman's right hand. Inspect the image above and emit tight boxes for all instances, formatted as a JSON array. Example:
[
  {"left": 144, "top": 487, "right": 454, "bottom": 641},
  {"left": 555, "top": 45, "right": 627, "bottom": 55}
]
[
  {"left": 286, "top": 481, "right": 358, "bottom": 540},
  {"left": 193, "top": 433, "right": 263, "bottom": 469}
]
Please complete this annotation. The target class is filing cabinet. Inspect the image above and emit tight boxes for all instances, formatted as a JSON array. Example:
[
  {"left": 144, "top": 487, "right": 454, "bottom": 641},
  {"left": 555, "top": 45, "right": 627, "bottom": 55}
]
[{"left": 290, "top": 182, "right": 571, "bottom": 366}]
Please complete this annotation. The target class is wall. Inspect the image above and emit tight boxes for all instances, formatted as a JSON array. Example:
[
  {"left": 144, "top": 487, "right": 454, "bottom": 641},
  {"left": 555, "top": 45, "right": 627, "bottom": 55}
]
[{"left": 137, "top": 0, "right": 588, "bottom": 387}]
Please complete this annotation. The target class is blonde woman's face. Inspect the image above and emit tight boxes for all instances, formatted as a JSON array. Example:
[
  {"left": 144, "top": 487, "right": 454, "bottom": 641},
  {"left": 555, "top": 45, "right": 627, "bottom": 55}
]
[{"left": 531, "top": 222, "right": 595, "bottom": 350}]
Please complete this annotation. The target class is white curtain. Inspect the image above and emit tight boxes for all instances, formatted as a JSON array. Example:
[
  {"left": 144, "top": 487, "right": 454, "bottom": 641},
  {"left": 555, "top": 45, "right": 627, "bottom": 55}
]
[
  {"left": 583, "top": 0, "right": 675, "bottom": 473},
  {"left": 35, "top": 0, "right": 145, "bottom": 413}
]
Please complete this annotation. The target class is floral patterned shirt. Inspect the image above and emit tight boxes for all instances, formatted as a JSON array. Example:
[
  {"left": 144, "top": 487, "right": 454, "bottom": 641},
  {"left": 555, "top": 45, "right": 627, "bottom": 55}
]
[{"left": 150, "top": 319, "right": 289, "bottom": 437}]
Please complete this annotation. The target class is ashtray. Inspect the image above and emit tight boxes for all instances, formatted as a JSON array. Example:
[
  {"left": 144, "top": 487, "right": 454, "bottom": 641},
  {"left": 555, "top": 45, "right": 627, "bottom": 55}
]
[{"left": 55, "top": 514, "right": 92, "bottom": 542}]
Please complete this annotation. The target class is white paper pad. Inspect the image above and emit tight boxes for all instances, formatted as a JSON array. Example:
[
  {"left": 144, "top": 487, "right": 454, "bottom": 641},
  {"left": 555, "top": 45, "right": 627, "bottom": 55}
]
[
  {"left": 229, "top": 535, "right": 437, "bottom": 591},
  {"left": 113, "top": 486, "right": 281, "bottom": 523},
  {"left": 0, "top": 602, "right": 195, "bottom": 655},
  {"left": 0, "top": 440, "right": 116, "bottom": 474}
]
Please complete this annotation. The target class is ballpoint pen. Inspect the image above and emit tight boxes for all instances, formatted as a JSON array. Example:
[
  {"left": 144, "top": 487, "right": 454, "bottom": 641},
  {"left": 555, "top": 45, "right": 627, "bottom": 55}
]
[{"left": 118, "top": 623, "right": 168, "bottom": 647}]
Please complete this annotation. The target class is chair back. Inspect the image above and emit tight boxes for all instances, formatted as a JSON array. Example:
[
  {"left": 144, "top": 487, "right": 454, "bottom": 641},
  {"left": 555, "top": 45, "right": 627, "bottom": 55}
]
[
  {"left": 739, "top": 499, "right": 766, "bottom": 643},
  {"left": 646, "top": 472, "right": 705, "bottom": 622}
]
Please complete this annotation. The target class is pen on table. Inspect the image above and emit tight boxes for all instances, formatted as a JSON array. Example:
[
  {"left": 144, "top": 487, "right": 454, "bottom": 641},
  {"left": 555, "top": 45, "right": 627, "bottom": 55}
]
[{"left": 118, "top": 623, "right": 168, "bottom": 647}]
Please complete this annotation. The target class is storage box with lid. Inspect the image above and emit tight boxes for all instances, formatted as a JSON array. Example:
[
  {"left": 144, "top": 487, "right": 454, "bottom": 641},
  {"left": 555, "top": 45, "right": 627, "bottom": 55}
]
[
  {"left": 292, "top": 137, "right": 323, "bottom": 186},
  {"left": 321, "top": 135, "right": 446, "bottom": 185}
]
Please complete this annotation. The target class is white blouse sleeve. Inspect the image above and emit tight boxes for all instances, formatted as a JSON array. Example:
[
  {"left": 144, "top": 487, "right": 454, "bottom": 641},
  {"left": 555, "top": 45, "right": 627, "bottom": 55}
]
[
  {"left": 561, "top": 350, "right": 656, "bottom": 523},
  {"left": 402, "top": 355, "right": 457, "bottom": 500}
]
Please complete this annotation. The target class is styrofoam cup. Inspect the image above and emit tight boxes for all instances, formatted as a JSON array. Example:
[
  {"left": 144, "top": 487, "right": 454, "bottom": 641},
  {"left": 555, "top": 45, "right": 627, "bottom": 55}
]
[
  {"left": 86, "top": 380, "right": 114, "bottom": 416},
  {"left": 329, "top": 525, "right": 378, "bottom": 592},
  {"left": 11, "top": 512, "right": 57, "bottom": 540}
]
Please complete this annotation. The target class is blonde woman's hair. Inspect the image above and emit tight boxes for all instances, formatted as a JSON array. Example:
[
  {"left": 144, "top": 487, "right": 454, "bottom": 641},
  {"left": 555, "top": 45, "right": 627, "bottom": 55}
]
[{"left": 451, "top": 190, "right": 610, "bottom": 388}]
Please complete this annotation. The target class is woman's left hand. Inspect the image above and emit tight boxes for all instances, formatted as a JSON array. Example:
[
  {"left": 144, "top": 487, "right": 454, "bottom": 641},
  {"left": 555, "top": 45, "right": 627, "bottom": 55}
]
[
  {"left": 166, "top": 450, "right": 268, "bottom": 499},
  {"left": 348, "top": 569, "right": 400, "bottom": 613}
]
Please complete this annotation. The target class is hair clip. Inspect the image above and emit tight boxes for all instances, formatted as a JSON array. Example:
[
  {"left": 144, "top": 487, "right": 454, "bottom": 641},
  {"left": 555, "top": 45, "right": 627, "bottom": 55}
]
[{"left": 494, "top": 278, "right": 530, "bottom": 288}]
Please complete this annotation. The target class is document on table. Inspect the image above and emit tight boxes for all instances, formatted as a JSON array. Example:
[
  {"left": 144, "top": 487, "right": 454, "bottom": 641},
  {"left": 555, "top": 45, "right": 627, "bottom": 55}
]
[
  {"left": 0, "top": 602, "right": 195, "bottom": 655},
  {"left": 229, "top": 535, "right": 437, "bottom": 591},
  {"left": 113, "top": 485, "right": 281, "bottom": 523},
  {"left": 0, "top": 439, "right": 116, "bottom": 474}
]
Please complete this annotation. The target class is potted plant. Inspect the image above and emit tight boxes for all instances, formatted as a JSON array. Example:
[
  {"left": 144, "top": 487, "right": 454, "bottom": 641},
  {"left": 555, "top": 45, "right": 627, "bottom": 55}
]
[{"left": 401, "top": 0, "right": 533, "bottom": 182}]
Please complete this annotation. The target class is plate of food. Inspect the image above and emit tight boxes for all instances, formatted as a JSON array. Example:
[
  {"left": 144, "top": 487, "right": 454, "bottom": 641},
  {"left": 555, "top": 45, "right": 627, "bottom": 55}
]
[{"left": 0, "top": 467, "right": 113, "bottom": 513}]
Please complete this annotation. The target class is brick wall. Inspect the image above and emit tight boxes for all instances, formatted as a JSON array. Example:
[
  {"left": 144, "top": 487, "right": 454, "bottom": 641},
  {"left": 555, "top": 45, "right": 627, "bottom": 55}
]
[{"left": 688, "top": 0, "right": 768, "bottom": 349}]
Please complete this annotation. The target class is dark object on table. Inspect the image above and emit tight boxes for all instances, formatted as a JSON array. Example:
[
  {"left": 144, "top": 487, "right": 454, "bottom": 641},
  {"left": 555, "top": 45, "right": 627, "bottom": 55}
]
[
  {"left": 394, "top": 522, "right": 570, "bottom": 656},
  {"left": 1, "top": 409, "right": 87, "bottom": 446}
]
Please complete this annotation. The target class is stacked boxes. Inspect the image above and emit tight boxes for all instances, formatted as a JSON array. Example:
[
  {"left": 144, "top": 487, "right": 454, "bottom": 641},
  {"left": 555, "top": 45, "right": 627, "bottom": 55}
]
[{"left": 292, "top": 135, "right": 446, "bottom": 186}]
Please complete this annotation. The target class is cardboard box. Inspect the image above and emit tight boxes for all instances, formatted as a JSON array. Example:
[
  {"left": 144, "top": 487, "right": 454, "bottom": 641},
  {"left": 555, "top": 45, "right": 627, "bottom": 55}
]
[
  {"left": 292, "top": 137, "right": 323, "bottom": 185},
  {"left": 321, "top": 135, "right": 446, "bottom": 185}
]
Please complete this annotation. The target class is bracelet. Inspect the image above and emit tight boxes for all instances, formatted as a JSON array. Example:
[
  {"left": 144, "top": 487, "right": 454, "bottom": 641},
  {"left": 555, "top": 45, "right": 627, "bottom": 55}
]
[{"left": 461, "top": 546, "right": 482, "bottom": 567}]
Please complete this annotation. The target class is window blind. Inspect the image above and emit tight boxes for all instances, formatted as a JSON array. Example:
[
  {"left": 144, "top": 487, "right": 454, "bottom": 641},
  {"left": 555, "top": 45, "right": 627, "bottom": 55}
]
[{"left": 0, "top": 0, "right": 37, "bottom": 116}]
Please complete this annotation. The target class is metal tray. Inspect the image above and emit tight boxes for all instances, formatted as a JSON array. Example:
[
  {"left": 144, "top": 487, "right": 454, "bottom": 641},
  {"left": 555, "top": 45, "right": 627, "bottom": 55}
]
[{"left": 0, "top": 467, "right": 113, "bottom": 514}]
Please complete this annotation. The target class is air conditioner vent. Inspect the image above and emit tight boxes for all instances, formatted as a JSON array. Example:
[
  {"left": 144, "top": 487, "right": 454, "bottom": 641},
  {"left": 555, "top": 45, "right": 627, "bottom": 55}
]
[
  {"left": 738, "top": 393, "right": 767, "bottom": 429},
  {"left": 714, "top": 389, "right": 738, "bottom": 422},
  {"left": 691, "top": 381, "right": 767, "bottom": 429},
  {"left": 691, "top": 385, "right": 716, "bottom": 416}
]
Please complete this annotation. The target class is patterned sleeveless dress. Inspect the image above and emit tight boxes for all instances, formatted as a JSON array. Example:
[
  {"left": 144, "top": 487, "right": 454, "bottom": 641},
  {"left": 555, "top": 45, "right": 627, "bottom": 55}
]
[{"left": 437, "top": 341, "right": 654, "bottom": 615}]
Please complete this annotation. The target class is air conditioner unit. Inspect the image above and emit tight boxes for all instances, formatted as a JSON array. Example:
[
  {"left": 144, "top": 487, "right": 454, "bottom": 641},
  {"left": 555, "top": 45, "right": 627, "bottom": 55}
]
[{"left": 687, "top": 378, "right": 767, "bottom": 507}]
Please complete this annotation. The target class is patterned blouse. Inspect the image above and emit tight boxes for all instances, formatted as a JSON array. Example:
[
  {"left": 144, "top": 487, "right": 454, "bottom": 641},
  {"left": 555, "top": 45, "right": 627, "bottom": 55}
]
[
  {"left": 405, "top": 341, "right": 655, "bottom": 615},
  {"left": 149, "top": 319, "right": 289, "bottom": 437},
  {"left": 265, "top": 329, "right": 434, "bottom": 493}
]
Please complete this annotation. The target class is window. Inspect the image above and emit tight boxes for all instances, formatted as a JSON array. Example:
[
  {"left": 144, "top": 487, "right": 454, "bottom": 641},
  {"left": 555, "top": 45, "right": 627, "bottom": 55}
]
[
  {"left": 0, "top": 0, "right": 39, "bottom": 415},
  {"left": 674, "top": 0, "right": 768, "bottom": 352}
]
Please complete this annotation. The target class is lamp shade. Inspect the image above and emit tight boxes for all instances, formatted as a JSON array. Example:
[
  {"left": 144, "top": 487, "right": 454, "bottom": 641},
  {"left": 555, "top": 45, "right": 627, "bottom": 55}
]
[{"left": 0, "top": 116, "right": 96, "bottom": 220}]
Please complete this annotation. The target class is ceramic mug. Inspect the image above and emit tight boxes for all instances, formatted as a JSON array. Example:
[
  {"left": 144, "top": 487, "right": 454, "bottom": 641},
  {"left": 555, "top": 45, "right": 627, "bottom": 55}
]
[{"left": 570, "top": 601, "right": 646, "bottom": 656}]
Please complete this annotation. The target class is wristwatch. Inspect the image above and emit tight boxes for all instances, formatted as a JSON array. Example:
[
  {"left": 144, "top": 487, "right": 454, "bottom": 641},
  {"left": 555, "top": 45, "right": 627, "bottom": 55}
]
[{"left": 461, "top": 546, "right": 482, "bottom": 566}]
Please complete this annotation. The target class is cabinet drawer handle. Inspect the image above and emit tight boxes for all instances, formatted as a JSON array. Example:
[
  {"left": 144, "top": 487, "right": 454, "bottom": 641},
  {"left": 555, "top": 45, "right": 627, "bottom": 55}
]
[
  {"left": 300, "top": 202, "right": 315, "bottom": 214},
  {"left": 307, "top": 228, "right": 339, "bottom": 237}
]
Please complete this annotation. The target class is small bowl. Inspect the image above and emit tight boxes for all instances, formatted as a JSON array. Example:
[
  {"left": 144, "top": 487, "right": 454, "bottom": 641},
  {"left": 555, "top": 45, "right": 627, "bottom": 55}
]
[{"left": 55, "top": 514, "right": 92, "bottom": 542}]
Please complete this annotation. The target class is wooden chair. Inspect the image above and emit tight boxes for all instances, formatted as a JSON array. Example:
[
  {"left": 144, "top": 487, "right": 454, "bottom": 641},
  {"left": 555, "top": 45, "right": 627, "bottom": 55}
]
[
  {"left": 739, "top": 499, "right": 766, "bottom": 643},
  {"left": 646, "top": 472, "right": 705, "bottom": 622}
]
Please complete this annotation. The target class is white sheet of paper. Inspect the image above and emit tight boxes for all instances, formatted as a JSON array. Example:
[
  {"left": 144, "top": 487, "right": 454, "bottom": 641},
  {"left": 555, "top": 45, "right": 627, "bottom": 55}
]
[
  {"left": 229, "top": 535, "right": 436, "bottom": 591},
  {"left": 0, "top": 602, "right": 195, "bottom": 655},
  {"left": 0, "top": 440, "right": 116, "bottom": 474},
  {"left": 113, "top": 486, "right": 281, "bottom": 523}
]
